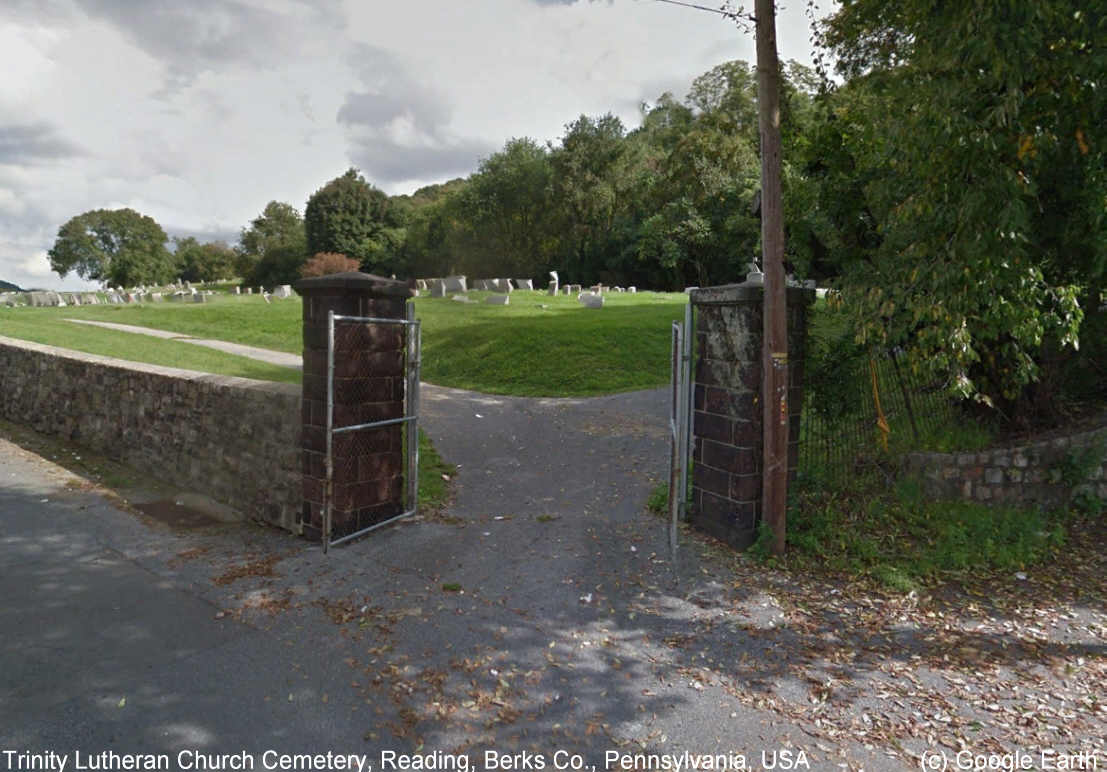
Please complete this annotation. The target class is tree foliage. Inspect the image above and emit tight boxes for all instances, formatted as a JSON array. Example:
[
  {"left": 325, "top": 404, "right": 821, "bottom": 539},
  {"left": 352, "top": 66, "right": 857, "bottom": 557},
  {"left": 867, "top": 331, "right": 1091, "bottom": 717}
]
[
  {"left": 812, "top": 0, "right": 1106, "bottom": 418},
  {"left": 305, "top": 169, "right": 400, "bottom": 274},
  {"left": 173, "top": 238, "right": 236, "bottom": 283},
  {"left": 48, "top": 208, "right": 173, "bottom": 288},
  {"left": 236, "top": 201, "right": 308, "bottom": 288},
  {"left": 300, "top": 252, "right": 361, "bottom": 278}
]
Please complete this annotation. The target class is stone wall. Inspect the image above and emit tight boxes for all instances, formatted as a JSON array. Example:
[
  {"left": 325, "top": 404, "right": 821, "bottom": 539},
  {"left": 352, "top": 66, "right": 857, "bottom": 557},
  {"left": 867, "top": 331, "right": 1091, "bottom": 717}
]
[
  {"left": 0, "top": 336, "right": 301, "bottom": 531},
  {"left": 904, "top": 426, "right": 1107, "bottom": 509}
]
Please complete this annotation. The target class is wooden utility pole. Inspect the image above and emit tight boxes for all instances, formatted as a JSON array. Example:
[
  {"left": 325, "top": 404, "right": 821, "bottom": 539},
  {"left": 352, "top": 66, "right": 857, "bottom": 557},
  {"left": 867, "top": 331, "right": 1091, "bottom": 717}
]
[{"left": 755, "top": 0, "right": 789, "bottom": 556}]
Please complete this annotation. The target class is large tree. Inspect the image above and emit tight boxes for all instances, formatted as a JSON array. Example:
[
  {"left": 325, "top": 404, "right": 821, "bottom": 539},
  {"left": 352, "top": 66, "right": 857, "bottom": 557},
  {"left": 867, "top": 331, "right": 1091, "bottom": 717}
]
[
  {"left": 236, "top": 201, "right": 308, "bottom": 288},
  {"left": 304, "top": 168, "right": 397, "bottom": 273},
  {"left": 816, "top": 0, "right": 1105, "bottom": 420},
  {"left": 48, "top": 208, "right": 173, "bottom": 287},
  {"left": 174, "top": 238, "right": 236, "bottom": 283}
]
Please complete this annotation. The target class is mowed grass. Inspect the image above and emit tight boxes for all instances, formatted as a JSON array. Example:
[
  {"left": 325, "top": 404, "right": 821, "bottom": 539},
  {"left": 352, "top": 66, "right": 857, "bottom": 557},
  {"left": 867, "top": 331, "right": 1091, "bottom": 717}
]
[
  {"left": 3, "top": 290, "right": 689, "bottom": 396},
  {"left": 0, "top": 305, "right": 300, "bottom": 384}
]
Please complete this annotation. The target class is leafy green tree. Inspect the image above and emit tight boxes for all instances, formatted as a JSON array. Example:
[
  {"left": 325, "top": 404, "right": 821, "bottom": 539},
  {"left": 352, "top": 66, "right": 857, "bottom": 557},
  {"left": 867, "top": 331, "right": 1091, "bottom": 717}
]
[
  {"left": 48, "top": 208, "right": 173, "bottom": 287},
  {"left": 236, "top": 201, "right": 307, "bottom": 286},
  {"left": 173, "top": 238, "right": 236, "bottom": 283},
  {"left": 456, "top": 138, "right": 554, "bottom": 278},
  {"left": 548, "top": 114, "right": 630, "bottom": 282},
  {"left": 305, "top": 168, "right": 398, "bottom": 274},
  {"left": 817, "top": 0, "right": 1105, "bottom": 419}
]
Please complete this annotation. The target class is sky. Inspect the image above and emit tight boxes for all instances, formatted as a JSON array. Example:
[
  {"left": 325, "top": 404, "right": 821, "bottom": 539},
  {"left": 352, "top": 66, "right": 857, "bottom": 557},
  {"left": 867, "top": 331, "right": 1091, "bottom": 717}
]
[{"left": 0, "top": 0, "right": 831, "bottom": 291}]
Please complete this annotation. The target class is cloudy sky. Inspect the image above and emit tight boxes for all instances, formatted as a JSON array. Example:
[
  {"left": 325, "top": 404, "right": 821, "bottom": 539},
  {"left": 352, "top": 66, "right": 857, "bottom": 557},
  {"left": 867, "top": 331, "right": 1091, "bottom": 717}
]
[{"left": 0, "top": 0, "right": 830, "bottom": 291}]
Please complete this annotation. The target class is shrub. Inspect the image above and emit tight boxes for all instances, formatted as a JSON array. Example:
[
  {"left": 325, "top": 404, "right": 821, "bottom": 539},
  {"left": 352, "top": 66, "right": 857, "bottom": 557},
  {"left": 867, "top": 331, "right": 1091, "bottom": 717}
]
[{"left": 300, "top": 252, "right": 360, "bottom": 278}]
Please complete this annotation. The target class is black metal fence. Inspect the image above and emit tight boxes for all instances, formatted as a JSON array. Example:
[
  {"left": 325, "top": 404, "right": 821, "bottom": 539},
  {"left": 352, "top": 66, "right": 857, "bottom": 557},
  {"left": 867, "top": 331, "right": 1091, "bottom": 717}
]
[{"left": 798, "top": 347, "right": 956, "bottom": 485}]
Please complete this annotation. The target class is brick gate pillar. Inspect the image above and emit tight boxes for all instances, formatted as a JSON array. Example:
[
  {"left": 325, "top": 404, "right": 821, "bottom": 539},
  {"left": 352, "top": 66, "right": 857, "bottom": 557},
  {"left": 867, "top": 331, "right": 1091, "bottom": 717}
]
[
  {"left": 295, "top": 271, "right": 414, "bottom": 540},
  {"left": 687, "top": 282, "right": 814, "bottom": 549}
]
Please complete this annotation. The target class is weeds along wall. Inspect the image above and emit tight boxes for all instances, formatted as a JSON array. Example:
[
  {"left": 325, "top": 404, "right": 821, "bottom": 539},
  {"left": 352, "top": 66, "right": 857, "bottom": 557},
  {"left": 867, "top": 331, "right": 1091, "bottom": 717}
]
[
  {"left": 0, "top": 336, "right": 301, "bottom": 531},
  {"left": 904, "top": 426, "right": 1107, "bottom": 510}
]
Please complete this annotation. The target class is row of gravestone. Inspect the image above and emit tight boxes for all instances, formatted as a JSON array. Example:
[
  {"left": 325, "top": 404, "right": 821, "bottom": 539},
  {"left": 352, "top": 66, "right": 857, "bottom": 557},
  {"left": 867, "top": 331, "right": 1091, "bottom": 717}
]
[{"left": 0, "top": 283, "right": 296, "bottom": 309}]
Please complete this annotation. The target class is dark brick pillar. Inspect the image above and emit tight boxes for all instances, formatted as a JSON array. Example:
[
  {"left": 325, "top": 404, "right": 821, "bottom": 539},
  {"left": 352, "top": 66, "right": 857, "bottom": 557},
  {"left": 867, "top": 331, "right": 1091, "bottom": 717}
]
[
  {"left": 295, "top": 271, "right": 414, "bottom": 540},
  {"left": 688, "top": 283, "right": 814, "bottom": 549}
]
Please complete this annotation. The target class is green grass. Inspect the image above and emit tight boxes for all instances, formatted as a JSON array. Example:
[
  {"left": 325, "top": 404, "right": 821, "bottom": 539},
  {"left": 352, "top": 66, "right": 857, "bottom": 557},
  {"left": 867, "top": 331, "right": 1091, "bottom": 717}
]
[
  {"left": 753, "top": 473, "right": 1069, "bottom": 592},
  {"left": 2, "top": 290, "right": 689, "bottom": 396},
  {"left": 417, "top": 429, "right": 454, "bottom": 512},
  {"left": 0, "top": 304, "right": 300, "bottom": 384}
]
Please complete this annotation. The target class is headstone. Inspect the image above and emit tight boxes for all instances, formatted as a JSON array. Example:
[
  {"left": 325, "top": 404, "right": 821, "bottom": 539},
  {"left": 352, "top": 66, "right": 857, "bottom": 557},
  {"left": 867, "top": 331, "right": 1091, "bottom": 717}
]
[
  {"left": 548, "top": 281, "right": 558, "bottom": 296},
  {"left": 485, "top": 295, "right": 509, "bottom": 305},
  {"left": 234, "top": 286, "right": 241, "bottom": 295},
  {"left": 451, "top": 294, "right": 472, "bottom": 303},
  {"left": 430, "top": 281, "right": 446, "bottom": 298},
  {"left": 443, "top": 275, "right": 467, "bottom": 293},
  {"left": 627, "top": 287, "right": 637, "bottom": 293},
  {"left": 274, "top": 284, "right": 293, "bottom": 298},
  {"left": 579, "top": 293, "right": 604, "bottom": 309},
  {"left": 416, "top": 279, "right": 427, "bottom": 291},
  {"left": 514, "top": 279, "right": 534, "bottom": 290},
  {"left": 262, "top": 293, "right": 271, "bottom": 304},
  {"left": 246, "top": 287, "right": 253, "bottom": 295},
  {"left": 193, "top": 292, "right": 206, "bottom": 303},
  {"left": 151, "top": 292, "right": 163, "bottom": 302}
]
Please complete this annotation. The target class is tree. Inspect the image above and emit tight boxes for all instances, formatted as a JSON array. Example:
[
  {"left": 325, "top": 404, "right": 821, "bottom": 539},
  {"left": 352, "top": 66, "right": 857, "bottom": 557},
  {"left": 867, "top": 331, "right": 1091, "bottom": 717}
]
[
  {"left": 548, "top": 114, "right": 629, "bottom": 282},
  {"left": 48, "top": 208, "right": 173, "bottom": 287},
  {"left": 457, "top": 138, "right": 554, "bottom": 278},
  {"left": 818, "top": 0, "right": 1105, "bottom": 420},
  {"left": 236, "top": 201, "right": 308, "bottom": 288},
  {"left": 304, "top": 168, "right": 397, "bottom": 273},
  {"left": 236, "top": 201, "right": 306, "bottom": 279},
  {"left": 174, "top": 238, "right": 236, "bottom": 283}
]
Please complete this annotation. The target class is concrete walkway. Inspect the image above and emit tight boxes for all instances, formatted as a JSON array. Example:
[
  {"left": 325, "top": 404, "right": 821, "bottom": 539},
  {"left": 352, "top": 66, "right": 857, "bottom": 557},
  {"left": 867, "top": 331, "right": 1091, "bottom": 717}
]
[{"left": 64, "top": 318, "right": 302, "bottom": 368}]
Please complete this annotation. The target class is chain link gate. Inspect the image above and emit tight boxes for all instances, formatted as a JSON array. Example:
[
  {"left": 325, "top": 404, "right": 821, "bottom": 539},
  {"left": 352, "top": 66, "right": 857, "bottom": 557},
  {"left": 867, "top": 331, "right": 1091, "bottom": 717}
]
[
  {"left": 323, "top": 302, "right": 422, "bottom": 552},
  {"left": 668, "top": 301, "right": 694, "bottom": 566}
]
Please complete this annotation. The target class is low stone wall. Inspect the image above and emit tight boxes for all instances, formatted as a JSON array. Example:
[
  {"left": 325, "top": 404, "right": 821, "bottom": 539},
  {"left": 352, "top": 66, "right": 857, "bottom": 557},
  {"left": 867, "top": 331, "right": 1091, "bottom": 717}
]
[
  {"left": 0, "top": 336, "right": 301, "bottom": 531},
  {"left": 904, "top": 426, "right": 1107, "bottom": 509}
]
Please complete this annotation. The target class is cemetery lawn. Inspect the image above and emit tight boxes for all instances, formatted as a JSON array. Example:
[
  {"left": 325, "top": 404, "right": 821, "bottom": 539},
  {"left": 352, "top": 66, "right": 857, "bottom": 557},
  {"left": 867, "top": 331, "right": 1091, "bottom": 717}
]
[
  {"left": 4, "top": 290, "right": 690, "bottom": 396},
  {"left": 0, "top": 308, "right": 300, "bottom": 384}
]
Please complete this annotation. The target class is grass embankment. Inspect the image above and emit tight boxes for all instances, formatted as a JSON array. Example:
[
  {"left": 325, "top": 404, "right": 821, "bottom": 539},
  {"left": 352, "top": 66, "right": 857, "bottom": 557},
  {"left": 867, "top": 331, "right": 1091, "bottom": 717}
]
[
  {"left": 2, "top": 290, "right": 689, "bottom": 396},
  {"left": 0, "top": 306, "right": 300, "bottom": 384}
]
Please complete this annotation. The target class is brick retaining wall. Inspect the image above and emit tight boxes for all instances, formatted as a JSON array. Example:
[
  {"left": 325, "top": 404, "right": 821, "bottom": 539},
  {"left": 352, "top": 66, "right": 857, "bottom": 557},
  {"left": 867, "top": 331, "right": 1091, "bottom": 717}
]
[
  {"left": 0, "top": 336, "right": 301, "bottom": 531},
  {"left": 904, "top": 426, "right": 1107, "bottom": 509}
]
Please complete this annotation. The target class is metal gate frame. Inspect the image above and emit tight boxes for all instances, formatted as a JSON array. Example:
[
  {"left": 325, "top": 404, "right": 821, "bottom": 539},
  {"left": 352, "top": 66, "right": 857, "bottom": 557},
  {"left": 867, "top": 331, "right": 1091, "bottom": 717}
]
[
  {"left": 668, "top": 301, "right": 694, "bottom": 563},
  {"left": 323, "top": 302, "right": 422, "bottom": 552}
]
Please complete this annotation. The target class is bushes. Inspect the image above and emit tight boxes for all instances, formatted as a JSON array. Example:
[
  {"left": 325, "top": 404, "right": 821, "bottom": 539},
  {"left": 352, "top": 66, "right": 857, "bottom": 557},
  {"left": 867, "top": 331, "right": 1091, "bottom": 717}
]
[{"left": 300, "top": 252, "right": 360, "bottom": 278}]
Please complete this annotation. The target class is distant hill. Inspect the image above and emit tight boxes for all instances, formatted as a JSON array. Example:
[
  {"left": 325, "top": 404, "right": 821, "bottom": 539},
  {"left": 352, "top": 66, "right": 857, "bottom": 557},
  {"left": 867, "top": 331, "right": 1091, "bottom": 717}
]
[{"left": 0, "top": 279, "right": 24, "bottom": 292}]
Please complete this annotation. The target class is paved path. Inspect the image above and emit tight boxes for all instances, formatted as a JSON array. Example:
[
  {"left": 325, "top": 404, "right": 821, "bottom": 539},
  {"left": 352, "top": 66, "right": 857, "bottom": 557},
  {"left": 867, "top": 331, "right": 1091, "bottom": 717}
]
[
  {"left": 64, "top": 318, "right": 302, "bottom": 368},
  {"left": 0, "top": 329, "right": 915, "bottom": 768}
]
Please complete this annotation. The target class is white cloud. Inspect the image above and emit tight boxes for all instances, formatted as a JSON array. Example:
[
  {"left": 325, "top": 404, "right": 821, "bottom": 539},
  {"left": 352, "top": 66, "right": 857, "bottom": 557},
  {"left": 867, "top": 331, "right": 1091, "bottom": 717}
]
[{"left": 0, "top": 0, "right": 832, "bottom": 289}]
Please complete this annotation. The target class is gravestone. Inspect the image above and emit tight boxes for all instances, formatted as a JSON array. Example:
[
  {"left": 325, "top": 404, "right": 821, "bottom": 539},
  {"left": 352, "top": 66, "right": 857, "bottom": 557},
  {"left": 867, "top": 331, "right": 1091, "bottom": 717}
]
[
  {"left": 274, "top": 284, "right": 293, "bottom": 298},
  {"left": 628, "top": 287, "right": 637, "bottom": 293},
  {"left": 548, "top": 281, "right": 558, "bottom": 296},
  {"left": 246, "top": 287, "right": 253, "bottom": 295},
  {"left": 193, "top": 293, "right": 206, "bottom": 303},
  {"left": 234, "top": 286, "right": 241, "bottom": 295},
  {"left": 429, "top": 281, "right": 446, "bottom": 298},
  {"left": 579, "top": 293, "right": 604, "bottom": 309},
  {"left": 485, "top": 295, "right": 509, "bottom": 305},
  {"left": 416, "top": 279, "right": 427, "bottom": 291},
  {"left": 514, "top": 279, "right": 534, "bottom": 290},
  {"left": 451, "top": 294, "right": 472, "bottom": 303},
  {"left": 443, "top": 275, "right": 467, "bottom": 293}
]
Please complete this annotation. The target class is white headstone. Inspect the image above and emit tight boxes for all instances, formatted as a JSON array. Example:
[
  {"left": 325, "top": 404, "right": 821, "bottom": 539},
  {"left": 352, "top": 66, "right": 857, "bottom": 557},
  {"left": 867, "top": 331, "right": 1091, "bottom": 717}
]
[
  {"left": 430, "top": 281, "right": 446, "bottom": 298},
  {"left": 274, "top": 284, "right": 293, "bottom": 298},
  {"left": 485, "top": 294, "right": 510, "bottom": 305},
  {"left": 579, "top": 292, "right": 604, "bottom": 308},
  {"left": 443, "top": 275, "right": 467, "bottom": 293},
  {"left": 514, "top": 279, "right": 534, "bottom": 290}
]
